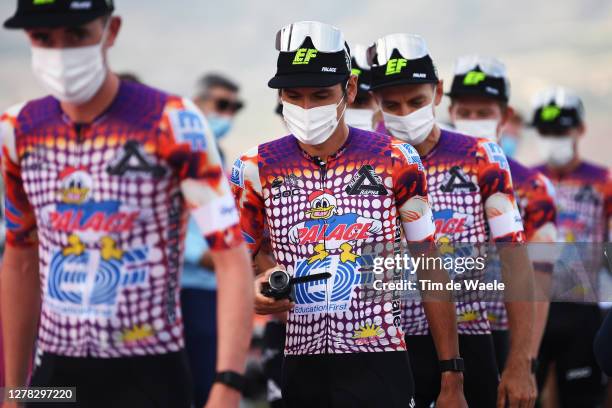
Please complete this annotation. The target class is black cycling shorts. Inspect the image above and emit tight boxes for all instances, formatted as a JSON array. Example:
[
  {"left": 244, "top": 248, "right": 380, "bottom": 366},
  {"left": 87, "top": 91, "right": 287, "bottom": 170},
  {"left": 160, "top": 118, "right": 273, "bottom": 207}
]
[
  {"left": 537, "top": 302, "right": 605, "bottom": 408},
  {"left": 282, "top": 351, "right": 415, "bottom": 408},
  {"left": 491, "top": 329, "right": 510, "bottom": 373},
  {"left": 28, "top": 350, "right": 192, "bottom": 408},
  {"left": 406, "top": 333, "right": 499, "bottom": 408},
  {"left": 262, "top": 320, "right": 287, "bottom": 408}
]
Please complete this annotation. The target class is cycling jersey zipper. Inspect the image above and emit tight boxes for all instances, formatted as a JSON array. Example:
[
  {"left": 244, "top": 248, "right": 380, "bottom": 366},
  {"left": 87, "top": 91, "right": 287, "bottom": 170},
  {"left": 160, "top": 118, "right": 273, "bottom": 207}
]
[{"left": 315, "top": 156, "right": 332, "bottom": 354}]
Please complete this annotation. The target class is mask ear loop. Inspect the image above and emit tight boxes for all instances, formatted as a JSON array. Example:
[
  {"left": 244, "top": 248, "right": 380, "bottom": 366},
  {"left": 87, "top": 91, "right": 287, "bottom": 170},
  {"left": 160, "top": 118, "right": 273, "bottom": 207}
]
[{"left": 99, "top": 17, "right": 113, "bottom": 48}]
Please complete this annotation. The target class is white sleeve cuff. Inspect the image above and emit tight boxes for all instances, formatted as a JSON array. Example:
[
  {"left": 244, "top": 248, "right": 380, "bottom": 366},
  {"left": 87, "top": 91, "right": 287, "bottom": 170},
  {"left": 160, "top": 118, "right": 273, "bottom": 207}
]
[{"left": 191, "top": 194, "right": 239, "bottom": 236}]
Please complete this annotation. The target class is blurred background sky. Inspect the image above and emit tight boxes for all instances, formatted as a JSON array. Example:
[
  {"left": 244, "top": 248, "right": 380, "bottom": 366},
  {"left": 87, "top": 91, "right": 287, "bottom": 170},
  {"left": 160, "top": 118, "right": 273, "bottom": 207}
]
[{"left": 1, "top": 0, "right": 611, "bottom": 166}]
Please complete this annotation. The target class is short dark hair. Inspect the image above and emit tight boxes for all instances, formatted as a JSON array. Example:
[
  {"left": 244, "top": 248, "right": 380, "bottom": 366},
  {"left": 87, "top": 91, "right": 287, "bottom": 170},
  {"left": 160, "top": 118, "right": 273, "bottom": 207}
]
[
  {"left": 277, "top": 78, "right": 349, "bottom": 97},
  {"left": 197, "top": 73, "right": 240, "bottom": 97},
  {"left": 118, "top": 72, "right": 141, "bottom": 83}
]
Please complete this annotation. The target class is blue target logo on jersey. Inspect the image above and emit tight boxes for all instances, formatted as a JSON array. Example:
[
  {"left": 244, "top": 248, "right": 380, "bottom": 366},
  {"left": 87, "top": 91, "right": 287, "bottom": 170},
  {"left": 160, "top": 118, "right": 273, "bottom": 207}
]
[
  {"left": 292, "top": 256, "right": 364, "bottom": 315},
  {"left": 47, "top": 247, "right": 149, "bottom": 317}
]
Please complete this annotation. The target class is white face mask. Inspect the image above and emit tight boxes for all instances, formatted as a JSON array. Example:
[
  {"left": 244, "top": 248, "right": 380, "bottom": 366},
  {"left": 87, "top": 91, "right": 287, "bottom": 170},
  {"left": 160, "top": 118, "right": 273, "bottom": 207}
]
[
  {"left": 382, "top": 101, "right": 435, "bottom": 145},
  {"left": 31, "top": 22, "right": 110, "bottom": 104},
  {"left": 539, "top": 135, "right": 575, "bottom": 166},
  {"left": 282, "top": 95, "right": 346, "bottom": 146},
  {"left": 454, "top": 119, "right": 499, "bottom": 140},
  {"left": 345, "top": 108, "right": 374, "bottom": 131}
]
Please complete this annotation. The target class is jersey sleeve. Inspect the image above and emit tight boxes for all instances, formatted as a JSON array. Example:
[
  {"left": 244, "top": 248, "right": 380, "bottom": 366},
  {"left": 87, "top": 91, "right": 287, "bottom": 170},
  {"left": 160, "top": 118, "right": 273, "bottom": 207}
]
[
  {"left": 159, "top": 97, "right": 242, "bottom": 251},
  {"left": 1, "top": 105, "right": 38, "bottom": 247},
  {"left": 524, "top": 173, "right": 557, "bottom": 242},
  {"left": 391, "top": 141, "right": 435, "bottom": 242},
  {"left": 229, "top": 146, "right": 266, "bottom": 256},
  {"left": 475, "top": 140, "right": 525, "bottom": 243}
]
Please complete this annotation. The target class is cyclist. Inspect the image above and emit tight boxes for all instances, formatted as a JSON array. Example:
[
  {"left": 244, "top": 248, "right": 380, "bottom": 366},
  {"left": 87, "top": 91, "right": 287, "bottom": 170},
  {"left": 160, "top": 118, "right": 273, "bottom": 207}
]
[
  {"left": 368, "top": 34, "right": 537, "bottom": 407},
  {"left": 230, "top": 21, "right": 466, "bottom": 408},
  {"left": 344, "top": 44, "right": 378, "bottom": 131},
  {"left": 447, "top": 55, "right": 557, "bottom": 371},
  {"left": 531, "top": 86, "right": 611, "bottom": 407},
  {"left": 1, "top": 1, "right": 253, "bottom": 407}
]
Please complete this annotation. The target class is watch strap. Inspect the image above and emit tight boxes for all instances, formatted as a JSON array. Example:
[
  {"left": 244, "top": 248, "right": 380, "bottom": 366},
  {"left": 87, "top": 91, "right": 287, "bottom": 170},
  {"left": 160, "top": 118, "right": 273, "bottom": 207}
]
[
  {"left": 439, "top": 358, "right": 465, "bottom": 372},
  {"left": 214, "top": 370, "right": 246, "bottom": 393}
]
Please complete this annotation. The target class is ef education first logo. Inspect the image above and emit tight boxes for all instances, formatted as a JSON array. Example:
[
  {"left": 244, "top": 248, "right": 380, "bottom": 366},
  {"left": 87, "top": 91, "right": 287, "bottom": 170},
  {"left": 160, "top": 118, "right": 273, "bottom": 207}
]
[
  {"left": 292, "top": 48, "right": 318, "bottom": 65},
  {"left": 385, "top": 58, "right": 407, "bottom": 75}
]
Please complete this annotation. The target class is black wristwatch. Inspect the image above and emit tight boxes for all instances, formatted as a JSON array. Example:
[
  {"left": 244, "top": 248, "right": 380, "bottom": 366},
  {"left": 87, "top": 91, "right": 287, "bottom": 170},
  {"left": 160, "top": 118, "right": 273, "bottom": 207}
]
[
  {"left": 214, "top": 371, "right": 246, "bottom": 393},
  {"left": 439, "top": 358, "right": 465, "bottom": 373}
]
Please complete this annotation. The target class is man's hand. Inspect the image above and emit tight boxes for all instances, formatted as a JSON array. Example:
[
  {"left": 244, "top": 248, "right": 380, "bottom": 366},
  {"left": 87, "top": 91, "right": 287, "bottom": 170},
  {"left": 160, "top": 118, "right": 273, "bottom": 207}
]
[
  {"left": 436, "top": 372, "right": 468, "bottom": 408},
  {"left": 204, "top": 383, "right": 241, "bottom": 408},
  {"left": 254, "top": 268, "right": 294, "bottom": 315},
  {"left": 497, "top": 357, "right": 537, "bottom": 408}
]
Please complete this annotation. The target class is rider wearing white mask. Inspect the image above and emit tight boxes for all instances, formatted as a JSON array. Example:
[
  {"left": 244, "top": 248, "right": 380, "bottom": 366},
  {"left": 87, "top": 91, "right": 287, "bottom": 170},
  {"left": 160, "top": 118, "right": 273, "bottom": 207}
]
[
  {"left": 231, "top": 21, "right": 465, "bottom": 408},
  {"left": 1, "top": 1, "right": 254, "bottom": 407},
  {"left": 344, "top": 44, "right": 378, "bottom": 131},
  {"left": 447, "top": 55, "right": 558, "bottom": 384},
  {"left": 531, "top": 87, "right": 611, "bottom": 408},
  {"left": 370, "top": 34, "right": 537, "bottom": 408}
]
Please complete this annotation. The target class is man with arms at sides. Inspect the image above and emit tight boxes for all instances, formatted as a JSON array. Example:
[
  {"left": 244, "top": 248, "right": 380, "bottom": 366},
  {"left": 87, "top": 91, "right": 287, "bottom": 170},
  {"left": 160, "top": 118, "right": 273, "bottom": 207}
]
[
  {"left": 1, "top": 1, "right": 253, "bottom": 407},
  {"left": 447, "top": 55, "right": 557, "bottom": 372},
  {"left": 369, "top": 34, "right": 537, "bottom": 408},
  {"left": 231, "top": 21, "right": 466, "bottom": 408},
  {"left": 531, "top": 87, "right": 611, "bottom": 408}
]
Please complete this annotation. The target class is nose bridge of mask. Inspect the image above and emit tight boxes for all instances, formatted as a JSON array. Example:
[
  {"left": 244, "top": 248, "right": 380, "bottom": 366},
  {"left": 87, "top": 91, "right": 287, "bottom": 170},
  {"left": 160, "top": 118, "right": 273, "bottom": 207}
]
[{"left": 454, "top": 118, "right": 499, "bottom": 140}]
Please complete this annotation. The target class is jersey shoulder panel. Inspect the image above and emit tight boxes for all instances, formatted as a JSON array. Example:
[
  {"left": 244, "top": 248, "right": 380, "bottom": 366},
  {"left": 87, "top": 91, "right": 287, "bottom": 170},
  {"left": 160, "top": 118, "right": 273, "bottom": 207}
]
[
  {"left": 230, "top": 145, "right": 261, "bottom": 195},
  {"left": 1, "top": 102, "right": 28, "bottom": 163},
  {"left": 389, "top": 137, "right": 425, "bottom": 172},
  {"left": 162, "top": 95, "right": 214, "bottom": 152},
  {"left": 475, "top": 137, "right": 510, "bottom": 171},
  {"left": 257, "top": 134, "right": 300, "bottom": 166},
  {"left": 112, "top": 81, "right": 169, "bottom": 131},
  {"left": 578, "top": 160, "right": 609, "bottom": 183}
]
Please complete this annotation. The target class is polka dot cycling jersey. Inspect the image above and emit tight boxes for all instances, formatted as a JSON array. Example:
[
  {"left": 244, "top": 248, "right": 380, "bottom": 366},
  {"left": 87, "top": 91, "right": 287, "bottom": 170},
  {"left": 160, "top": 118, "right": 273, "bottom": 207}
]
[
  {"left": 0, "top": 81, "right": 243, "bottom": 358},
  {"left": 374, "top": 128, "right": 526, "bottom": 336},
  {"left": 487, "top": 158, "right": 557, "bottom": 331},
  {"left": 534, "top": 161, "right": 612, "bottom": 303},
  {"left": 230, "top": 127, "right": 436, "bottom": 355}
]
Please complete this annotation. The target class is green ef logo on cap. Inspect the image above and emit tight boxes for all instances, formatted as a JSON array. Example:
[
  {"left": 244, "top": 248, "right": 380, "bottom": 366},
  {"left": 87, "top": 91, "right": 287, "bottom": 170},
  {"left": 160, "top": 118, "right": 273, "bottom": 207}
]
[
  {"left": 385, "top": 58, "right": 407, "bottom": 75},
  {"left": 463, "top": 71, "right": 486, "bottom": 85},
  {"left": 292, "top": 48, "right": 318, "bottom": 65},
  {"left": 33, "top": 0, "right": 55, "bottom": 5},
  {"left": 541, "top": 105, "right": 561, "bottom": 122}
]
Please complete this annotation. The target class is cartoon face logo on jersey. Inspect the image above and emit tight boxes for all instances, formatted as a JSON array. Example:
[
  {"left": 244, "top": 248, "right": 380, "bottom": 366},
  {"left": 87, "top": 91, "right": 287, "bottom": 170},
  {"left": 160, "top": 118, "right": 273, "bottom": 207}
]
[
  {"left": 306, "top": 190, "right": 337, "bottom": 219},
  {"left": 288, "top": 190, "right": 382, "bottom": 263},
  {"left": 59, "top": 167, "right": 93, "bottom": 204}
]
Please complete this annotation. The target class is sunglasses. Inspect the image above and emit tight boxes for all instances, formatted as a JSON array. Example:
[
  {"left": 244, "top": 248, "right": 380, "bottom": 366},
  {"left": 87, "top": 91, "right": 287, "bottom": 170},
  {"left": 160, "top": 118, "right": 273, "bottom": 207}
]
[{"left": 211, "top": 98, "right": 244, "bottom": 114}]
